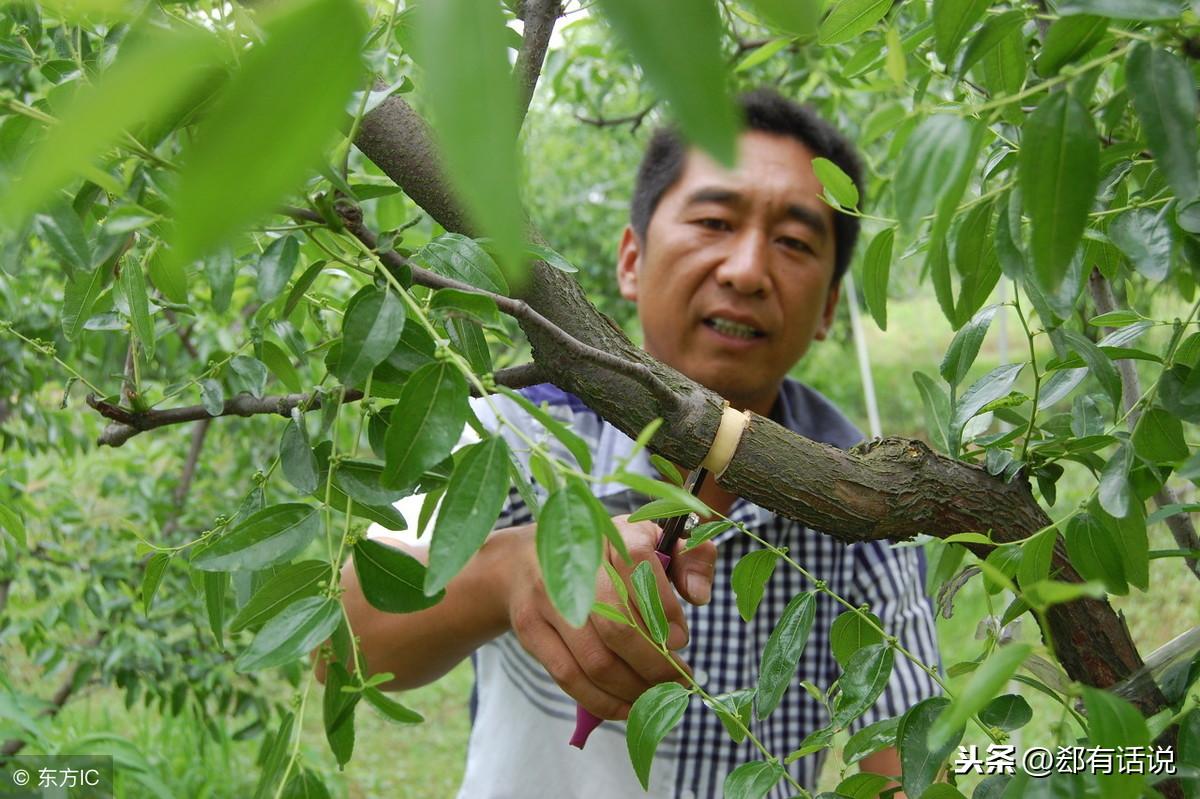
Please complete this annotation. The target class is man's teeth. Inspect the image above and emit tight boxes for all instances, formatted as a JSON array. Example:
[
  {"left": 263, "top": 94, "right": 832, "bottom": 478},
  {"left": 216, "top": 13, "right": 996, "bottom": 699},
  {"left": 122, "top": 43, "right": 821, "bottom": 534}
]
[{"left": 708, "top": 317, "right": 759, "bottom": 339}]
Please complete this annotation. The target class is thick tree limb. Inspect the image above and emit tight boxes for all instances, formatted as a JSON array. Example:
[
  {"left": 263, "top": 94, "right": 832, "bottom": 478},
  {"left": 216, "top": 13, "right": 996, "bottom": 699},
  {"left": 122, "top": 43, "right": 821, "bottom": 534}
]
[
  {"left": 1088, "top": 269, "right": 1200, "bottom": 582},
  {"left": 352, "top": 92, "right": 1170, "bottom": 718},
  {"left": 514, "top": 0, "right": 561, "bottom": 124}
]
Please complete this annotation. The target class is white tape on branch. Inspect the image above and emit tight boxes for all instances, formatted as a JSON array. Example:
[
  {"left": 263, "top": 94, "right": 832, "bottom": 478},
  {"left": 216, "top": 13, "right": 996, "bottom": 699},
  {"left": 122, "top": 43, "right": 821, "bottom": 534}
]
[{"left": 700, "top": 404, "right": 749, "bottom": 477}]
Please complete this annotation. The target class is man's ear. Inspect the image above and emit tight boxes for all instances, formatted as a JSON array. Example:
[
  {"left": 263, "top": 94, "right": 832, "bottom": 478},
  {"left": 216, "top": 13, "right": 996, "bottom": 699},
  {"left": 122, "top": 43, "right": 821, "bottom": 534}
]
[
  {"left": 813, "top": 280, "right": 841, "bottom": 341},
  {"left": 616, "top": 225, "right": 641, "bottom": 301}
]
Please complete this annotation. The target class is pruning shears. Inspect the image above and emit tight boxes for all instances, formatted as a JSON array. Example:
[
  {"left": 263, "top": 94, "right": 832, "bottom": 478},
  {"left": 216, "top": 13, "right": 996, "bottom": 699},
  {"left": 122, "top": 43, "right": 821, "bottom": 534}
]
[{"left": 569, "top": 467, "right": 709, "bottom": 749}]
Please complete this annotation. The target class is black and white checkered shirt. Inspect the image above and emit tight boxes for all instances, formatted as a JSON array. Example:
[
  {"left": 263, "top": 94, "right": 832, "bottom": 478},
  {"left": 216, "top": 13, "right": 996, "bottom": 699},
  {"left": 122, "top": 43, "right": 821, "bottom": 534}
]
[{"left": 456, "top": 380, "right": 941, "bottom": 799}]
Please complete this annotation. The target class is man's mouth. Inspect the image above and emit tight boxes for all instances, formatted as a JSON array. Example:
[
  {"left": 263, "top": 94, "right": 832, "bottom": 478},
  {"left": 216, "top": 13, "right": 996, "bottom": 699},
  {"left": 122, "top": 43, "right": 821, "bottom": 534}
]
[{"left": 704, "top": 316, "right": 764, "bottom": 340}]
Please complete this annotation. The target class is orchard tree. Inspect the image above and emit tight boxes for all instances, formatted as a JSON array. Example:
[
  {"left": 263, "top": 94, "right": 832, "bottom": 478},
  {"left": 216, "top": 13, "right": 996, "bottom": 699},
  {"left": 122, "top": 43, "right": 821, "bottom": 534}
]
[{"left": 1, "top": 0, "right": 1199, "bottom": 797}]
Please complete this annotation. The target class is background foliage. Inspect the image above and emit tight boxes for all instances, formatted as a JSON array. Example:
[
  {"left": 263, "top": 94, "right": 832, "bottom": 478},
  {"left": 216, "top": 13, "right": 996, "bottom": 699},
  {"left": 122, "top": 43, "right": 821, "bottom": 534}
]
[{"left": 1, "top": 0, "right": 1199, "bottom": 797}]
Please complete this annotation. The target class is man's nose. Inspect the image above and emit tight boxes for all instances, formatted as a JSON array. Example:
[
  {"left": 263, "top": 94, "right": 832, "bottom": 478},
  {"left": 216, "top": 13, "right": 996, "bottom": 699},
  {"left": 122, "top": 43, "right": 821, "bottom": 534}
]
[{"left": 714, "top": 229, "right": 770, "bottom": 296}]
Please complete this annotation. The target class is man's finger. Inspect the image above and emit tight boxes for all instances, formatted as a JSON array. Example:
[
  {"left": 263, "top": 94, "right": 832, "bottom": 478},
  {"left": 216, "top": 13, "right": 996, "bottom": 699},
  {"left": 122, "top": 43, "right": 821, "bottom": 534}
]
[
  {"left": 515, "top": 615, "right": 632, "bottom": 720},
  {"left": 670, "top": 538, "right": 717, "bottom": 606}
]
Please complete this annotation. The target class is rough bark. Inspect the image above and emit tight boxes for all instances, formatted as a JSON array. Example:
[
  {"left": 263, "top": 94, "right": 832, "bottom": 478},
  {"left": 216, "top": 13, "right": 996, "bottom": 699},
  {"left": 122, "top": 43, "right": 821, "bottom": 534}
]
[{"left": 348, "top": 94, "right": 1175, "bottom": 719}]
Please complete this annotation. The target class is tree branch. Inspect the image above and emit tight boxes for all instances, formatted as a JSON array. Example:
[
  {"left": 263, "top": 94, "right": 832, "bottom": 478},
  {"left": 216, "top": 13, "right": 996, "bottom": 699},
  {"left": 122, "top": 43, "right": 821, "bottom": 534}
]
[
  {"left": 1088, "top": 268, "right": 1200, "bottom": 582},
  {"left": 575, "top": 103, "right": 656, "bottom": 131},
  {"left": 514, "top": 0, "right": 562, "bottom": 124}
]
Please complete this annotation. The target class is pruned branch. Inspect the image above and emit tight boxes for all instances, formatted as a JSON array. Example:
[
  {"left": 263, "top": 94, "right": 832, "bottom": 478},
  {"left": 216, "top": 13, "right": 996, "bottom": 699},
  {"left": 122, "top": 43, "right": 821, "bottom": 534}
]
[
  {"left": 514, "top": 0, "right": 562, "bottom": 124},
  {"left": 90, "top": 363, "right": 547, "bottom": 447}
]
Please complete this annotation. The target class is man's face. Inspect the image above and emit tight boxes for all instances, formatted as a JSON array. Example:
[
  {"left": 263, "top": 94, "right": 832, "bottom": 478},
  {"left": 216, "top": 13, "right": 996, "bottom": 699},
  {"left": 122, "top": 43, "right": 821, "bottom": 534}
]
[{"left": 617, "top": 131, "right": 841, "bottom": 414}]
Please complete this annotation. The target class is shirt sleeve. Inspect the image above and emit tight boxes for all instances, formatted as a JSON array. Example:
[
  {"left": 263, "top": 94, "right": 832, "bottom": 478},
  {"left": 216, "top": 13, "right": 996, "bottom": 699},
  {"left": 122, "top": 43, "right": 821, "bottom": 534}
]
[{"left": 842, "top": 540, "right": 943, "bottom": 734}]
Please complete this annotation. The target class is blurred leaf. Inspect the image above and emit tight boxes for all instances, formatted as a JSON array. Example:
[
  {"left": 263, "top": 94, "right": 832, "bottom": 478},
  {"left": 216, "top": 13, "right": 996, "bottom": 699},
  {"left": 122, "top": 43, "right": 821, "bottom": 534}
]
[
  {"left": 1036, "top": 15, "right": 1107, "bottom": 78},
  {"left": 414, "top": 0, "right": 525, "bottom": 282},
  {"left": 381, "top": 362, "right": 469, "bottom": 490},
  {"left": 723, "top": 760, "right": 785, "bottom": 799},
  {"left": 204, "top": 571, "right": 226, "bottom": 647},
  {"left": 894, "top": 116, "right": 978, "bottom": 238},
  {"left": 200, "top": 379, "right": 225, "bottom": 416},
  {"left": 62, "top": 260, "right": 113, "bottom": 340},
  {"left": 235, "top": 596, "right": 340, "bottom": 672},
  {"left": 193, "top": 503, "right": 320, "bottom": 572},
  {"left": 747, "top": 0, "right": 819, "bottom": 35},
  {"left": 337, "top": 286, "right": 406, "bottom": 388},
  {"left": 167, "top": 0, "right": 365, "bottom": 270},
  {"left": 229, "top": 560, "right": 327, "bottom": 633},
  {"left": 280, "top": 420, "right": 318, "bottom": 493},
  {"left": 1058, "top": 0, "right": 1180, "bottom": 19},
  {"left": 1020, "top": 92, "right": 1099, "bottom": 291},
  {"left": 261, "top": 341, "right": 301, "bottom": 394},
  {"left": 119, "top": 259, "right": 154, "bottom": 359},
  {"left": 732, "top": 549, "right": 779, "bottom": 622},
  {"left": 1082, "top": 686, "right": 1149, "bottom": 799},
  {"left": 819, "top": 0, "right": 892, "bottom": 45},
  {"left": 735, "top": 38, "right": 790, "bottom": 73},
  {"left": 146, "top": 247, "right": 188, "bottom": 304},
  {"left": 284, "top": 259, "right": 327, "bottom": 316},
  {"left": 230, "top": 355, "right": 269, "bottom": 398},
  {"left": 363, "top": 686, "right": 423, "bottom": 724},
  {"left": 141, "top": 552, "right": 170, "bottom": 614},
  {"left": 630, "top": 559, "right": 670, "bottom": 645},
  {"left": 257, "top": 236, "right": 299, "bottom": 304},
  {"left": 1127, "top": 44, "right": 1198, "bottom": 203},
  {"left": 812, "top": 157, "right": 859, "bottom": 209},
  {"left": 597, "top": 0, "right": 739, "bottom": 166},
  {"left": 36, "top": 206, "right": 91, "bottom": 276},
  {"left": 928, "top": 643, "right": 1031, "bottom": 748},
  {"left": 932, "top": 0, "right": 989, "bottom": 64},
  {"left": 205, "top": 249, "right": 236, "bottom": 313},
  {"left": 956, "top": 9, "right": 1026, "bottom": 78},
  {"left": 861, "top": 228, "right": 893, "bottom": 330},
  {"left": 626, "top": 682, "right": 689, "bottom": 790},
  {"left": 2, "top": 24, "right": 221, "bottom": 226},
  {"left": 425, "top": 436, "right": 511, "bottom": 594},
  {"left": 832, "top": 642, "right": 893, "bottom": 727},
  {"left": 537, "top": 480, "right": 605, "bottom": 627},
  {"left": 755, "top": 591, "right": 816, "bottom": 720},
  {"left": 353, "top": 538, "right": 443, "bottom": 613},
  {"left": 1108, "top": 207, "right": 1173, "bottom": 282}
]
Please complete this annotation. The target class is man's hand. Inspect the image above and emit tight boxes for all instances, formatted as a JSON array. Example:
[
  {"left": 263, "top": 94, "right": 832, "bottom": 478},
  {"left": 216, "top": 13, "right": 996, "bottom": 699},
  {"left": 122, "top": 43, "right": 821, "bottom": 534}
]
[{"left": 502, "top": 514, "right": 718, "bottom": 721}]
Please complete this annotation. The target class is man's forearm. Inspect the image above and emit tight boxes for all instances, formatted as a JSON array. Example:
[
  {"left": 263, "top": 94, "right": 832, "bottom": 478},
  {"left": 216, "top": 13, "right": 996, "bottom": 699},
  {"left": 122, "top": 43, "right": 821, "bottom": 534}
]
[{"left": 314, "top": 529, "right": 521, "bottom": 690}]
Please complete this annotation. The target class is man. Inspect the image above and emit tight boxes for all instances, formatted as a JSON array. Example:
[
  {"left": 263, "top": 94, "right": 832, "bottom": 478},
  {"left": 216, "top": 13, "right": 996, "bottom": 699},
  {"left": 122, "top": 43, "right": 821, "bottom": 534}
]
[{"left": 320, "top": 89, "right": 940, "bottom": 798}]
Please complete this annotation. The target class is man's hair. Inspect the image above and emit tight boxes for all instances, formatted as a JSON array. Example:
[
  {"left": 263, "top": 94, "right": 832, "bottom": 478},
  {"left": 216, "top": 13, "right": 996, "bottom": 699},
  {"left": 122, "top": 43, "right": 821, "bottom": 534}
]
[{"left": 629, "top": 88, "right": 865, "bottom": 282}]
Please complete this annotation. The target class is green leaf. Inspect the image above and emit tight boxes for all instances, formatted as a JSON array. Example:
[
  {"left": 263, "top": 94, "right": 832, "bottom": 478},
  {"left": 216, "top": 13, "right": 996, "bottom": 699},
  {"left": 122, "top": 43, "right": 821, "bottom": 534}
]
[
  {"left": 280, "top": 420, "right": 319, "bottom": 494},
  {"left": 732, "top": 549, "right": 780, "bottom": 622},
  {"left": 755, "top": 591, "right": 817, "bottom": 720},
  {"left": 141, "top": 553, "right": 170, "bottom": 614},
  {"left": 818, "top": 0, "right": 893, "bottom": 46},
  {"left": 626, "top": 682, "right": 690, "bottom": 790},
  {"left": 928, "top": 643, "right": 1031, "bottom": 749},
  {"left": 36, "top": 206, "right": 91, "bottom": 276},
  {"left": 337, "top": 286, "right": 407, "bottom": 388},
  {"left": 1133, "top": 407, "right": 1189, "bottom": 463},
  {"left": 630, "top": 560, "right": 671, "bottom": 645},
  {"left": 978, "top": 693, "right": 1033, "bottom": 731},
  {"left": 1127, "top": 44, "right": 1198, "bottom": 203},
  {"left": 1022, "top": 578, "right": 1107, "bottom": 607},
  {"left": 832, "top": 642, "right": 893, "bottom": 727},
  {"left": 429, "top": 288, "right": 502, "bottom": 330},
  {"left": 1089, "top": 310, "right": 1144, "bottom": 327},
  {"left": 1082, "top": 686, "right": 1149, "bottom": 799},
  {"left": 611, "top": 472, "right": 710, "bottom": 516},
  {"left": 913, "top": 370, "right": 952, "bottom": 454},
  {"left": 322, "top": 661, "right": 358, "bottom": 767},
  {"left": 1036, "top": 15, "right": 1108, "bottom": 78},
  {"left": 843, "top": 715, "right": 901, "bottom": 766},
  {"left": 200, "top": 379, "right": 225, "bottom": 417},
  {"left": 381, "top": 362, "right": 469, "bottom": 490},
  {"left": 1016, "top": 526, "right": 1057, "bottom": 588},
  {"left": 205, "top": 571, "right": 226, "bottom": 647},
  {"left": 120, "top": 260, "right": 154, "bottom": 359},
  {"left": 898, "top": 697, "right": 960, "bottom": 799},
  {"left": 363, "top": 686, "right": 424, "bottom": 725},
  {"left": 956, "top": 10, "right": 1027, "bottom": 78},
  {"left": 193, "top": 503, "right": 320, "bottom": 572},
  {"left": 424, "top": 436, "right": 511, "bottom": 595},
  {"left": 0, "top": 503, "right": 26, "bottom": 549},
  {"left": 414, "top": 0, "right": 525, "bottom": 282},
  {"left": 205, "top": 249, "right": 236, "bottom": 313},
  {"left": 254, "top": 712, "right": 295, "bottom": 799},
  {"left": 950, "top": 362, "right": 1025, "bottom": 451},
  {"left": 627, "top": 498, "right": 694, "bottom": 524},
  {"left": 333, "top": 460, "right": 409, "bottom": 507},
  {"left": 932, "top": 0, "right": 990, "bottom": 64},
  {"left": 284, "top": 259, "right": 326, "bottom": 317},
  {"left": 746, "top": 0, "right": 819, "bottom": 35},
  {"left": 1061, "top": 329, "right": 1122, "bottom": 417},
  {"left": 414, "top": 234, "right": 508, "bottom": 294},
  {"left": 446, "top": 317, "right": 492, "bottom": 375},
  {"left": 722, "top": 760, "right": 785, "bottom": 799},
  {"left": 235, "top": 596, "right": 342, "bottom": 672},
  {"left": 146, "top": 247, "right": 188, "bottom": 305},
  {"left": 230, "top": 355, "right": 269, "bottom": 398},
  {"left": 1065, "top": 512, "right": 1127, "bottom": 594},
  {"left": 940, "top": 304, "right": 999, "bottom": 389},
  {"left": 261, "top": 341, "right": 301, "bottom": 394},
  {"left": 861, "top": 228, "right": 893, "bottom": 330},
  {"left": 1, "top": 24, "right": 222, "bottom": 226},
  {"left": 229, "top": 560, "right": 328, "bottom": 633},
  {"left": 1108, "top": 207, "right": 1173, "bottom": 282},
  {"left": 735, "top": 38, "right": 790, "bottom": 73},
  {"left": 353, "top": 538, "right": 444, "bottom": 613},
  {"left": 257, "top": 236, "right": 299, "bottom": 304},
  {"left": 62, "top": 257, "right": 112, "bottom": 338},
  {"left": 537, "top": 481, "right": 605, "bottom": 627},
  {"left": 597, "top": 0, "right": 739, "bottom": 166},
  {"left": 1058, "top": 0, "right": 1180, "bottom": 20},
  {"left": 525, "top": 243, "right": 578, "bottom": 274},
  {"left": 1097, "top": 442, "right": 1132, "bottom": 518},
  {"left": 830, "top": 609, "right": 884, "bottom": 668},
  {"left": 166, "top": 0, "right": 365, "bottom": 271},
  {"left": 684, "top": 520, "right": 733, "bottom": 550},
  {"left": 894, "top": 115, "right": 979, "bottom": 237},
  {"left": 812, "top": 157, "right": 859, "bottom": 209},
  {"left": 1020, "top": 92, "right": 1099, "bottom": 291}
]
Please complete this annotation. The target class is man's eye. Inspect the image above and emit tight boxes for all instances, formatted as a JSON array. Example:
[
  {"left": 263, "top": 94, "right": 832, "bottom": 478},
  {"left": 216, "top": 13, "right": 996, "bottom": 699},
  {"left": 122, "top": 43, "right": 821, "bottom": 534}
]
[
  {"left": 778, "top": 236, "right": 814, "bottom": 254},
  {"left": 697, "top": 218, "right": 731, "bottom": 231}
]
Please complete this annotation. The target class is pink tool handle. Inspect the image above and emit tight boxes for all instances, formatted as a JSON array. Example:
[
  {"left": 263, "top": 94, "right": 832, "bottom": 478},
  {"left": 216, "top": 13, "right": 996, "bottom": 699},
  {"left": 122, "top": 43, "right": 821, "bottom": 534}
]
[{"left": 570, "top": 550, "right": 672, "bottom": 749}]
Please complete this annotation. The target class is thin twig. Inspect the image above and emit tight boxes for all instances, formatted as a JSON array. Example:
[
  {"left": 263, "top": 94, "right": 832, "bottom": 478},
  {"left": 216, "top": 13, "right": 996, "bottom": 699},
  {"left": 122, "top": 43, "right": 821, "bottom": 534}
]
[
  {"left": 514, "top": 0, "right": 562, "bottom": 125},
  {"left": 574, "top": 103, "right": 656, "bottom": 131}
]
